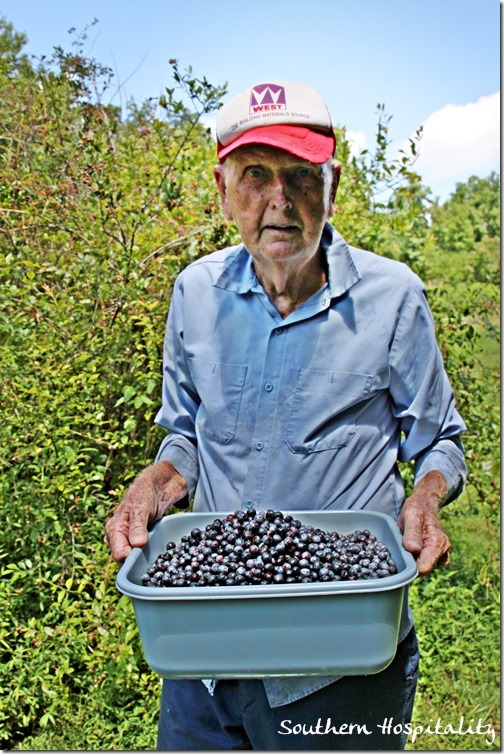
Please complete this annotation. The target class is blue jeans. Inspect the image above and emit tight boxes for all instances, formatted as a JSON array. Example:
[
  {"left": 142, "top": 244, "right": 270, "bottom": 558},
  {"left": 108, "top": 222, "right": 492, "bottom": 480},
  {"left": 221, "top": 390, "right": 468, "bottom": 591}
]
[{"left": 157, "top": 627, "right": 419, "bottom": 750}]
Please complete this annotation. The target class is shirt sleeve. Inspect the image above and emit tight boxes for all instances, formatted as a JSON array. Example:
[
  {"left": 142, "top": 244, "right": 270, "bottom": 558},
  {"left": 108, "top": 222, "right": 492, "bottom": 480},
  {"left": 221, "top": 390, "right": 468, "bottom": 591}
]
[
  {"left": 389, "top": 284, "right": 467, "bottom": 503},
  {"left": 154, "top": 276, "right": 200, "bottom": 498}
]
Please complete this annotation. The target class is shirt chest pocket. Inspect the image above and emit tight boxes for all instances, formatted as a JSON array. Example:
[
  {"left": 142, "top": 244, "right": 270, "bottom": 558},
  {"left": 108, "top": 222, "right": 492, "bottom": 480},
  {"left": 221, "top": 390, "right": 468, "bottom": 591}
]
[
  {"left": 285, "top": 368, "right": 373, "bottom": 454},
  {"left": 188, "top": 357, "right": 248, "bottom": 444}
]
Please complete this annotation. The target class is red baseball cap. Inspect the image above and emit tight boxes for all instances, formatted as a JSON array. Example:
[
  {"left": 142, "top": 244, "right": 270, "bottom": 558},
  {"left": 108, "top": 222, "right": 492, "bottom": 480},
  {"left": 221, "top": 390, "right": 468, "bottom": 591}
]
[{"left": 216, "top": 81, "right": 336, "bottom": 164}]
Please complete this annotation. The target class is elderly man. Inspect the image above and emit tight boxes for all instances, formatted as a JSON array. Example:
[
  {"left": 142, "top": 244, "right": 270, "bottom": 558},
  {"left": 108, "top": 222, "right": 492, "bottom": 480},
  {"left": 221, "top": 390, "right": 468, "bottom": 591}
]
[{"left": 106, "top": 81, "right": 466, "bottom": 750}]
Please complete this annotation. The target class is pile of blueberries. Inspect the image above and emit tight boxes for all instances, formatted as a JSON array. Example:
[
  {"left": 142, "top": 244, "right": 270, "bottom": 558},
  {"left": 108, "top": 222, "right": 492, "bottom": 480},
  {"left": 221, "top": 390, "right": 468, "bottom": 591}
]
[{"left": 142, "top": 508, "right": 398, "bottom": 588}]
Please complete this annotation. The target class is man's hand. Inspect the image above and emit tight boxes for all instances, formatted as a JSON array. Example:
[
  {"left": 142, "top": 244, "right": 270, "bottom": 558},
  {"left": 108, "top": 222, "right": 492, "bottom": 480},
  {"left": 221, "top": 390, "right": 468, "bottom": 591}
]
[
  {"left": 105, "top": 460, "right": 188, "bottom": 563},
  {"left": 397, "top": 470, "right": 451, "bottom": 576}
]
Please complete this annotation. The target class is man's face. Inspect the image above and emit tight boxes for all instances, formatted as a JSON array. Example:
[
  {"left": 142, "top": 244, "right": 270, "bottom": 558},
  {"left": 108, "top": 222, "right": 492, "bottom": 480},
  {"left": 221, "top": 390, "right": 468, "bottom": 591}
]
[{"left": 214, "top": 146, "right": 339, "bottom": 270}]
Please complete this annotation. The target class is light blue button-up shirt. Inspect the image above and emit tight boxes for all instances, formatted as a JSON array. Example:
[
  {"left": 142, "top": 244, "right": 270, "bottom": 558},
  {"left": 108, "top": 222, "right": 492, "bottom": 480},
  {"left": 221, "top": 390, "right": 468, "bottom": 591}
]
[{"left": 155, "top": 222, "right": 466, "bottom": 706}]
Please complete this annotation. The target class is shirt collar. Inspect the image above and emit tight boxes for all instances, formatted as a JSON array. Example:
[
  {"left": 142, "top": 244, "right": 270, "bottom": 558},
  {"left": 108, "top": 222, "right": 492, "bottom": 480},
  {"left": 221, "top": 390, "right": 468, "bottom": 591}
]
[
  {"left": 214, "top": 222, "right": 361, "bottom": 299},
  {"left": 214, "top": 245, "right": 256, "bottom": 293},
  {"left": 322, "top": 223, "right": 361, "bottom": 299}
]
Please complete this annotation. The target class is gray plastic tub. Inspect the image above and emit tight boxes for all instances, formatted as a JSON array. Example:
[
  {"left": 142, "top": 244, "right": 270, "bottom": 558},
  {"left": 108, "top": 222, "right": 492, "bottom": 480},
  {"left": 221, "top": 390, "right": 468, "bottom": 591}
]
[{"left": 116, "top": 510, "right": 417, "bottom": 678}]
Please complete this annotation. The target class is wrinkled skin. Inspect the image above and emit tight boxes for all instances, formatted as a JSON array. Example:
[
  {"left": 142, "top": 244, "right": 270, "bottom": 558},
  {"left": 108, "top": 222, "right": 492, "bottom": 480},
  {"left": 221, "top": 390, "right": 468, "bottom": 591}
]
[
  {"left": 398, "top": 470, "right": 451, "bottom": 575},
  {"left": 214, "top": 147, "right": 340, "bottom": 318},
  {"left": 105, "top": 461, "right": 188, "bottom": 563}
]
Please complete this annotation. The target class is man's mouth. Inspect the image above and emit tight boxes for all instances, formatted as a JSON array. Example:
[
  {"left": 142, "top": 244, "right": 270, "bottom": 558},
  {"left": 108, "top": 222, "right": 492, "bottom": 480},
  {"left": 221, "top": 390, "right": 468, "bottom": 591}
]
[{"left": 263, "top": 225, "right": 298, "bottom": 233}]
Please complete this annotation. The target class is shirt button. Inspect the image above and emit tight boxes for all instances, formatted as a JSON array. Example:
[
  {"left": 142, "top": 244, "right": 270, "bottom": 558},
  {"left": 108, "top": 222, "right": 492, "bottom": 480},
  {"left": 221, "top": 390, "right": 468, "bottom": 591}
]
[
  {"left": 244, "top": 499, "right": 254, "bottom": 509},
  {"left": 255, "top": 441, "right": 264, "bottom": 451},
  {"left": 275, "top": 327, "right": 283, "bottom": 335},
  {"left": 264, "top": 382, "right": 274, "bottom": 392}
]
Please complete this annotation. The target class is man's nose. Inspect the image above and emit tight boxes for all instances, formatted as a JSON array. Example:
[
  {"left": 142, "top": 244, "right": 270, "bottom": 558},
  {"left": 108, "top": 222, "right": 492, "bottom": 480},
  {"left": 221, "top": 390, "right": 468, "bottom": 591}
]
[{"left": 268, "top": 175, "right": 293, "bottom": 209}]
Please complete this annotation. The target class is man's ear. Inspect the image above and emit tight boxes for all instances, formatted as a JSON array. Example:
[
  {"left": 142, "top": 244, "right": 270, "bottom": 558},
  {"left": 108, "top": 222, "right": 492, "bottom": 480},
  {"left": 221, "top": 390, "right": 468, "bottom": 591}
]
[
  {"left": 327, "top": 161, "right": 342, "bottom": 218},
  {"left": 330, "top": 161, "right": 341, "bottom": 203},
  {"left": 214, "top": 164, "right": 234, "bottom": 221}
]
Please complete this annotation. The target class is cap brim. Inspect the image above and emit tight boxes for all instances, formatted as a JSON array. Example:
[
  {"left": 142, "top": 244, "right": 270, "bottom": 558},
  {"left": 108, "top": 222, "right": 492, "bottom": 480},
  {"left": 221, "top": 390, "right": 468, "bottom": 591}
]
[{"left": 217, "top": 124, "right": 335, "bottom": 164}]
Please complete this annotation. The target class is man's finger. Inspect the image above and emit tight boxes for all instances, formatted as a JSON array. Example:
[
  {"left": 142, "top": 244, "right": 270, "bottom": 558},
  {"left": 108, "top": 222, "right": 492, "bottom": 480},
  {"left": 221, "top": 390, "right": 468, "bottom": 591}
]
[
  {"left": 436, "top": 550, "right": 451, "bottom": 568},
  {"left": 127, "top": 503, "right": 150, "bottom": 547},
  {"left": 105, "top": 523, "right": 134, "bottom": 564},
  {"left": 414, "top": 532, "right": 451, "bottom": 575},
  {"left": 105, "top": 501, "right": 146, "bottom": 562},
  {"left": 400, "top": 510, "right": 424, "bottom": 556}
]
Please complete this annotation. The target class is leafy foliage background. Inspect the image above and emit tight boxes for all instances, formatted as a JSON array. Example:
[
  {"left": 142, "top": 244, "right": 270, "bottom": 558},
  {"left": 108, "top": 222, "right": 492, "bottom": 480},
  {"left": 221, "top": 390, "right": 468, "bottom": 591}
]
[{"left": 0, "top": 18, "right": 499, "bottom": 751}]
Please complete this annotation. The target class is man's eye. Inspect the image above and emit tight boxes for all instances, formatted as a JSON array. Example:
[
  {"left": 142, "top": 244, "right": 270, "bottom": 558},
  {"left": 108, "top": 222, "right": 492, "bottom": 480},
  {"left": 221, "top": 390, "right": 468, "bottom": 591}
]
[
  {"left": 247, "top": 167, "right": 264, "bottom": 178},
  {"left": 295, "top": 167, "right": 315, "bottom": 179}
]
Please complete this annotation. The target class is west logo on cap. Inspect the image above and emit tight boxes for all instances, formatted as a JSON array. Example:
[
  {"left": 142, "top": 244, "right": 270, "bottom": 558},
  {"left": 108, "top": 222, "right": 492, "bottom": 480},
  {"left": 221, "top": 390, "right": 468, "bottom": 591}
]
[{"left": 250, "top": 84, "right": 287, "bottom": 113}]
